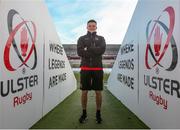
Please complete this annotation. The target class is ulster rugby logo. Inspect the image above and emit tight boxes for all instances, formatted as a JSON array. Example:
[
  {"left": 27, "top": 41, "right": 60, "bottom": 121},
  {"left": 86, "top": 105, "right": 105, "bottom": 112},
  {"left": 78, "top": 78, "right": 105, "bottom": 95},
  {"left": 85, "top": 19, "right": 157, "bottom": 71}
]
[
  {"left": 4, "top": 9, "right": 37, "bottom": 71},
  {"left": 145, "top": 6, "right": 178, "bottom": 71}
]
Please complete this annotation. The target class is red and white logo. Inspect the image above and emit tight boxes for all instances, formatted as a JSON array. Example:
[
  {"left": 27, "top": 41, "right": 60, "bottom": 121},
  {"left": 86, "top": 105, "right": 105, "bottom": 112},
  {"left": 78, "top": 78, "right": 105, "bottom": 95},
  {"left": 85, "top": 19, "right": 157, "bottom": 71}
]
[
  {"left": 145, "top": 6, "right": 178, "bottom": 72},
  {"left": 4, "top": 9, "right": 37, "bottom": 71}
]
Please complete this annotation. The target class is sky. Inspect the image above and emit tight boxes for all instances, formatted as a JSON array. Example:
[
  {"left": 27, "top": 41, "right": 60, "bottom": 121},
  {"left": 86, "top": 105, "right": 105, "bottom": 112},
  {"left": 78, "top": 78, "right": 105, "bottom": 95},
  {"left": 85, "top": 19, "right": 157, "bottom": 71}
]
[{"left": 45, "top": 0, "right": 138, "bottom": 44}]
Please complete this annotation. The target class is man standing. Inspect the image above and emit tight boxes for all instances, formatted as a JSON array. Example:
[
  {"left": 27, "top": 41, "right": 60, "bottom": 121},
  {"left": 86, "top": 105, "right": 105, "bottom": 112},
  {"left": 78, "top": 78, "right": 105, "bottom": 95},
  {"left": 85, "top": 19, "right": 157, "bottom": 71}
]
[{"left": 77, "top": 19, "right": 106, "bottom": 124}]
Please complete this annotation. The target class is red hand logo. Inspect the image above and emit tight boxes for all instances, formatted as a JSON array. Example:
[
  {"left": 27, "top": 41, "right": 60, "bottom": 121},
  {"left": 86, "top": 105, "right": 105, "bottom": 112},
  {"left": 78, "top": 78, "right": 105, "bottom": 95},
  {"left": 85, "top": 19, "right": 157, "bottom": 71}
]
[
  {"left": 154, "top": 26, "right": 163, "bottom": 56},
  {"left": 20, "top": 27, "right": 28, "bottom": 57}
]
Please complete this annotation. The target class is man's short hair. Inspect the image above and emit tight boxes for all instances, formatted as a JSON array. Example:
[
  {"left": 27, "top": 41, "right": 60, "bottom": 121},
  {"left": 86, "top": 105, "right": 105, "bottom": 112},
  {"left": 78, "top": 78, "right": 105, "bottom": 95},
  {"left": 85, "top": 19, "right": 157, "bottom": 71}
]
[{"left": 87, "top": 19, "right": 97, "bottom": 24}]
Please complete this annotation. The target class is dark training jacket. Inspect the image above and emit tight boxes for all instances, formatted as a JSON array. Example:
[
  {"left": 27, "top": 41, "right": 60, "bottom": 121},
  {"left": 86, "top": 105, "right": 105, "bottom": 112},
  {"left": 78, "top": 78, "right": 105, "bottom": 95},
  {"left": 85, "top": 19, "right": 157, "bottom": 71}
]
[{"left": 77, "top": 31, "right": 106, "bottom": 68}]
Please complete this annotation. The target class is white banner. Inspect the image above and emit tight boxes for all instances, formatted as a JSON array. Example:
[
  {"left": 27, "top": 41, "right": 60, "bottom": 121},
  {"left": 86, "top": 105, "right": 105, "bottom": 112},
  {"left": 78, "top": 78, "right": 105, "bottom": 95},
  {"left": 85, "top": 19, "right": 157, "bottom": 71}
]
[
  {"left": 107, "top": 7, "right": 139, "bottom": 114},
  {"left": 138, "top": 0, "right": 180, "bottom": 128},
  {"left": 0, "top": 1, "right": 44, "bottom": 128},
  {"left": 42, "top": 5, "right": 77, "bottom": 115},
  {"left": 108, "top": 0, "right": 180, "bottom": 128},
  {"left": 0, "top": 0, "right": 77, "bottom": 128}
]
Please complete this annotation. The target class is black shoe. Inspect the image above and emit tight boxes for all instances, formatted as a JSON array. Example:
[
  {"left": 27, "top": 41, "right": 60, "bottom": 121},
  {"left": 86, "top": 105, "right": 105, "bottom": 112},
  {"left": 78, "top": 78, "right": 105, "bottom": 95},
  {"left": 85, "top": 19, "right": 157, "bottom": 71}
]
[
  {"left": 96, "top": 115, "right": 102, "bottom": 124},
  {"left": 79, "top": 115, "right": 87, "bottom": 123}
]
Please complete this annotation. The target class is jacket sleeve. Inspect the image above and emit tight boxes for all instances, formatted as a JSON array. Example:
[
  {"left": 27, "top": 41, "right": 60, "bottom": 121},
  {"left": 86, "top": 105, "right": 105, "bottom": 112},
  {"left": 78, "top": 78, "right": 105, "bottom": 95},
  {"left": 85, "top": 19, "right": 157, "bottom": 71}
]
[
  {"left": 77, "top": 37, "right": 91, "bottom": 58},
  {"left": 89, "top": 37, "right": 106, "bottom": 56}
]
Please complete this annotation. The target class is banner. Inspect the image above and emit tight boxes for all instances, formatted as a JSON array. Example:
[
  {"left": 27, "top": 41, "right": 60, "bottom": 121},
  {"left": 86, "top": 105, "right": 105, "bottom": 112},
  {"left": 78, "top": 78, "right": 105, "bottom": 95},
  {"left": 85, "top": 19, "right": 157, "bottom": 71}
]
[
  {"left": 0, "top": 1, "right": 44, "bottom": 128},
  {"left": 42, "top": 6, "right": 77, "bottom": 115},
  {"left": 107, "top": 7, "right": 139, "bottom": 114},
  {"left": 138, "top": 0, "right": 180, "bottom": 128},
  {"left": 108, "top": 0, "right": 180, "bottom": 128},
  {"left": 0, "top": 0, "right": 76, "bottom": 128}
]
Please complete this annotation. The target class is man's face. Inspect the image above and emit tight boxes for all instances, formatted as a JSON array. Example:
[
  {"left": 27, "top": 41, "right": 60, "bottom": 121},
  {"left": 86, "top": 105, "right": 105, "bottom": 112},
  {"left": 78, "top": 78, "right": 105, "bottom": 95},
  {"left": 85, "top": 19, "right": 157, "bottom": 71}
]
[{"left": 87, "top": 22, "right": 97, "bottom": 32}]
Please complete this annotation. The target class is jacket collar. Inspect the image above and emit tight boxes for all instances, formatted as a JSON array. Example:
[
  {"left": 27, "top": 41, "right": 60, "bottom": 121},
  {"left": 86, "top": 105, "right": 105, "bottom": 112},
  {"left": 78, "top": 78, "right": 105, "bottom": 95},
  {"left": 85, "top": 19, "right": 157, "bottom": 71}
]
[{"left": 87, "top": 31, "right": 96, "bottom": 36}]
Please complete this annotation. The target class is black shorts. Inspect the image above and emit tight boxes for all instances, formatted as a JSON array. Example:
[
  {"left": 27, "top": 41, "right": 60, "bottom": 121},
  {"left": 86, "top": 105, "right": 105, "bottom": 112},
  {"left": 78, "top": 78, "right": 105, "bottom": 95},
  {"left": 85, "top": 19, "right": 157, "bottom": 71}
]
[{"left": 80, "top": 70, "right": 104, "bottom": 91}]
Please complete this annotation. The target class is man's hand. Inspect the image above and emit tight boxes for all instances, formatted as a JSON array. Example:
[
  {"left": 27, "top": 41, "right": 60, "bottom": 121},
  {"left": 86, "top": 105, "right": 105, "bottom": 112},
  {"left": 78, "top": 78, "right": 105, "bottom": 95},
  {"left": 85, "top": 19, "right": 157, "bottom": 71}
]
[{"left": 84, "top": 47, "right": 87, "bottom": 51}]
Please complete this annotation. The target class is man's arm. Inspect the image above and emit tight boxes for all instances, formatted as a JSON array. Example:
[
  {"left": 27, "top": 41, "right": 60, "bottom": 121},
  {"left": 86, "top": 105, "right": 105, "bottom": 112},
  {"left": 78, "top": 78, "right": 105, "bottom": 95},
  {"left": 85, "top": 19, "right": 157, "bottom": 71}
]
[
  {"left": 89, "top": 37, "right": 106, "bottom": 56},
  {"left": 77, "top": 37, "right": 91, "bottom": 58}
]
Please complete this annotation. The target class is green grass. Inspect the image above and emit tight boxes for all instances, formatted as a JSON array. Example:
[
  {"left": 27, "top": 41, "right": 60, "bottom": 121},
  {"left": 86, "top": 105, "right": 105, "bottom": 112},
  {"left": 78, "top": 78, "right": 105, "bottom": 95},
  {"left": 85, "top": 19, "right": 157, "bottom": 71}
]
[{"left": 31, "top": 72, "right": 149, "bottom": 129}]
